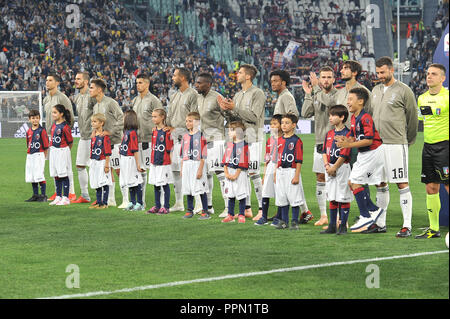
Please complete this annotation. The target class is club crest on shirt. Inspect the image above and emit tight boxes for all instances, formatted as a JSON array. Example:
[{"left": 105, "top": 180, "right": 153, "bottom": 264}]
[
  {"left": 35, "top": 134, "right": 40, "bottom": 140},
  {"left": 288, "top": 142, "right": 294, "bottom": 150},
  {"left": 159, "top": 135, "right": 164, "bottom": 143},
  {"left": 97, "top": 139, "right": 102, "bottom": 147},
  {"left": 236, "top": 148, "right": 241, "bottom": 156},
  {"left": 56, "top": 129, "right": 61, "bottom": 135},
  {"left": 194, "top": 139, "right": 199, "bottom": 147},
  {"left": 124, "top": 135, "right": 128, "bottom": 142}
]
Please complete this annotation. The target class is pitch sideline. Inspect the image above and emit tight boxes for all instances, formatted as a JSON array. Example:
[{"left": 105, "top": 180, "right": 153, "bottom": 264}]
[{"left": 38, "top": 250, "right": 449, "bottom": 299}]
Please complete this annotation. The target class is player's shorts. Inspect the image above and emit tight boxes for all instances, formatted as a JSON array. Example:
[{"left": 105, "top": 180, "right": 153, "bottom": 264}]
[
  {"left": 170, "top": 141, "right": 182, "bottom": 172},
  {"left": 421, "top": 140, "right": 449, "bottom": 185},
  {"left": 89, "top": 159, "right": 113, "bottom": 189},
  {"left": 312, "top": 144, "right": 325, "bottom": 174},
  {"left": 325, "top": 162, "right": 353, "bottom": 203},
  {"left": 349, "top": 145, "right": 386, "bottom": 185},
  {"left": 181, "top": 160, "right": 209, "bottom": 196},
  {"left": 76, "top": 139, "right": 91, "bottom": 167},
  {"left": 262, "top": 161, "right": 277, "bottom": 198},
  {"left": 25, "top": 152, "right": 46, "bottom": 183},
  {"left": 382, "top": 144, "right": 409, "bottom": 183},
  {"left": 119, "top": 155, "right": 143, "bottom": 188},
  {"left": 248, "top": 141, "right": 262, "bottom": 174},
  {"left": 223, "top": 167, "right": 250, "bottom": 200},
  {"left": 148, "top": 164, "right": 174, "bottom": 186},
  {"left": 49, "top": 146, "right": 72, "bottom": 178},
  {"left": 110, "top": 144, "right": 121, "bottom": 170},
  {"left": 275, "top": 167, "right": 305, "bottom": 207},
  {"left": 139, "top": 142, "right": 152, "bottom": 170},
  {"left": 206, "top": 140, "right": 225, "bottom": 173}
]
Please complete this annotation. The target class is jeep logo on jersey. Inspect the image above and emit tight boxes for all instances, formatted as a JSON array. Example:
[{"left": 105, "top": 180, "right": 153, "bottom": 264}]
[
  {"left": 154, "top": 144, "right": 165, "bottom": 152},
  {"left": 120, "top": 144, "right": 128, "bottom": 152}
]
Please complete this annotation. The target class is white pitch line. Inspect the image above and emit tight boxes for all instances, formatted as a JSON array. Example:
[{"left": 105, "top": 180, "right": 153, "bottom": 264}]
[{"left": 39, "top": 250, "right": 449, "bottom": 299}]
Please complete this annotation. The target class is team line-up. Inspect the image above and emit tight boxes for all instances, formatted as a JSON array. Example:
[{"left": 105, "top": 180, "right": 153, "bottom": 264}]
[{"left": 24, "top": 57, "right": 449, "bottom": 238}]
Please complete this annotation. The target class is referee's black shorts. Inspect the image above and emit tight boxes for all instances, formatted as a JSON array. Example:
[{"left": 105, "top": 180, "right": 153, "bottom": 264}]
[{"left": 421, "top": 140, "right": 449, "bottom": 185}]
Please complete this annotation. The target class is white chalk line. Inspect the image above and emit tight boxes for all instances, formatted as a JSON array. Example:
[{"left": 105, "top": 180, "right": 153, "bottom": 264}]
[{"left": 39, "top": 250, "right": 449, "bottom": 299}]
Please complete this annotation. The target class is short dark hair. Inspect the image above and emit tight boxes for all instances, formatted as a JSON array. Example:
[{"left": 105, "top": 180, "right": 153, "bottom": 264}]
[
  {"left": 136, "top": 73, "right": 151, "bottom": 82},
  {"left": 429, "top": 63, "right": 446, "bottom": 75},
  {"left": 349, "top": 87, "right": 369, "bottom": 106},
  {"left": 240, "top": 64, "right": 258, "bottom": 81},
  {"left": 270, "top": 69, "right": 290, "bottom": 86},
  {"left": 282, "top": 113, "right": 298, "bottom": 124},
  {"left": 48, "top": 73, "right": 61, "bottom": 83},
  {"left": 329, "top": 104, "right": 349, "bottom": 123},
  {"left": 343, "top": 60, "right": 362, "bottom": 78},
  {"left": 28, "top": 109, "right": 40, "bottom": 118},
  {"left": 319, "top": 66, "right": 335, "bottom": 77},
  {"left": 271, "top": 114, "right": 283, "bottom": 125},
  {"left": 77, "top": 71, "right": 90, "bottom": 81},
  {"left": 187, "top": 111, "right": 200, "bottom": 120},
  {"left": 175, "top": 67, "right": 191, "bottom": 82},
  {"left": 91, "top": 79, "right": 106, "bottom": 92},
  {"left": 197, "top": 72, "right": 213, "bottom": 83},
  {"left": 375, "top": 56, "right": 393, "bottom": 68}
]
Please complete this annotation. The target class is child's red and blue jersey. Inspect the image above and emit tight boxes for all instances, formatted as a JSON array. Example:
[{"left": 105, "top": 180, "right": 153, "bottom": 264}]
[
  {"left": 323, "top": 127, "right": 352, "bottom": 164},
  {"left": 27, "top": 125, "right": 49, "bottom": 154},
  {"left": 90, "top": 135, "right": 112, "bottom": 160},
  {"left": 151, "top": 128, "right": 173, "bottom": 165},
  {"left": 264, "top": 136, "right": 279, "bottom": 164},
  {"left": 50, "top": 121, "right": 73, "bottom": 148},
  {"left": 222, "top": 140, "right": 249, "bottom": 170},
  {"left": 180, "top": 131, "right": 207, "bottom": 161},
  {"left": 120, "top": 129, "right": 139, "bottom": 156},
  {"left": 276, "top": 134, "right": 303, "bottom": 168},
  {"left": 350, "top": 110, "right": 382, "bottom": 152}
]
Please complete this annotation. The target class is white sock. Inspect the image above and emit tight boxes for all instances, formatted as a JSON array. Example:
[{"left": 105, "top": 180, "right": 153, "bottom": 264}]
[
  {"left": 172, "top": 171, "right": 183, "bottom": 203},
  {"left": 109, "top": 181, "right": 116, "bottom": 203},
  {"left": 376, "top": 185, "right": 390, "bottom": 227},
  {"left": 141, "top": 171, "right": 147, "bottom": 207},
  {"left": 68, "top": 170, "right": 75, "bottom": 194},
  {"left": 299, "top": 184, "right": 309, "bottom": 213},
  {"left": 216, "top": 172, "right": 228, "bottom": 208},
  {"left": 316, "top": 182, "right": 327, "bottom": 217},
  {"left": 399, "top": 187, "right": 412, "bottom": 230},
  {"left": 121, "top": 185, "right": 129, "bottom": 203},
  {"left": 207, "top": 174, "right": 214, "bottom": 207},
  {"left": 77, "top": 167, "right": 90, "bottom": 200},
  {"left": 251, "top": 174, "right": 263, "bottom": 209}
]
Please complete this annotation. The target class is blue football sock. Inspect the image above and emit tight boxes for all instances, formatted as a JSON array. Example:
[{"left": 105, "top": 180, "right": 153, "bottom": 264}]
[
  {"left": 239, "top": 198, "right": 246, "bottom": 216},
  {"left": 200, "top": 193, "right": 208, "bottom": 212},
  {"left": 262, "top": 197, "right": 270, "bottom": 219},
  {"left": 136, "top": 184, "right": 143, "bottom": 205},
  {"left": 292, "top": 206, "right": 300, "bottom": 223},
  {"left": 187, "top": 195, "right": 194, "bottom": 212},
  {"left": 129, "top": 187, "right": 136, "bottom": 205},
  {"left": 154, "top": 186, "right": 161, "bottom": 209},
  {"left": 32, "top": 183, "right": 39, "bottom": 195},
  {"left": 39, "top": 181, "right": 46, "bottom": 195},
  {"left": 163, "top": 184, "right": 170, "bottom": 209},
  {"left": 353, "top": 187, "right": 371, "bottom": 218},
  {"left": 102, "top": 186, "right": 109, "bottom": 206},
  {"left": 96, "top": 188, "right": 102, "bottom": 205},
  {"left": 228, "top": 198, "right": 235, "bottom": 216},
  {"left": 281, "top": 205, "right": 290, "bottom": 224}
]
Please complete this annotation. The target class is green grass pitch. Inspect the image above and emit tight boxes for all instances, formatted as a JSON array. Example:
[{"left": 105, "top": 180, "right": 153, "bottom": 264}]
[{"left": 0, "top": 133, "right": 448, "bottom": 299}]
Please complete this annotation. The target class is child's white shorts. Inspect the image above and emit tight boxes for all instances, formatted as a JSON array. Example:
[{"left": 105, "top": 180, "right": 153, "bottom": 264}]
[
  {"left": 89, "top": 159, "right": 113, "bottom": 189},
  {"left": 49, "top": 146, "right": 72, "bottom": 178},
  {"left": 148, "top": 164, "right": 174, "bottom": 186},
  {"left": 181, "top": 160, "right": 209, "bottom": 196},
  {"left": 224, "top": 167, "right": 250, "bottom": 200},
  {"left": 275, "top": 167, "right": 305, "bottom": 207},
  {"left": 25, "top": 152, "right": 46, "bottom": 183},
  {"left": 262, "top": 161, "right": 276, "bottom": 198},
  {"left": 349, "top": 145, "right": 386, "bottom": 185},
  {"left": 325, "top": 162, "right": 353, "bottom": 203},
  {"left": 119, "top": 155, "right": 143, "bottom": 188}
]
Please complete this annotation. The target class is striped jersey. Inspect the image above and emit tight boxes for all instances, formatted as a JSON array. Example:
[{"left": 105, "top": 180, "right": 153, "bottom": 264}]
[
  {"left": 26, "top": 125, "right": 49, "bottom": 154},
  {"left": 264, "top": 135, "right": 279, "bottom": 164},
  {"left": 119, "top": 129, "right": 139, "bottom": 157},
  {"left": 222, "top": 140, "right": 249, "bottom": 170},
  {"left": 323, "top": 127, "right": 352, "bottom": 164},
  {"left": 151, "top": 129, "right": 173, "bottom": 165},
  {"left": 50, "top": 121, "right": 73, "bottom": 148},
  {"left": 276, "top": 134, "right": 303, "bottom": 168},
  {"left": 350, "top": 110, "right": 382, "bottom": 152},
  {"left": 90, "top": 135, "right": 112, "bottom": 161},
  {"left": 180, "top": 131, "right": 207, "bottom": 161}
]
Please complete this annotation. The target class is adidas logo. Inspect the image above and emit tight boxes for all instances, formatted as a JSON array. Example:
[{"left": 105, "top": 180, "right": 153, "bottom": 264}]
[{"left": 14, "top": 123, "right": 29, "bottom": 138}]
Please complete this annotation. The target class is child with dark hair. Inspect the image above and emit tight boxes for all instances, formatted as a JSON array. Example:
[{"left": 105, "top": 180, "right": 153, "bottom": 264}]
[
  {"left": 119, "top": 110, "right": 145, "bottom": 211},
  {"left": 25, "top": 110, "right": 49, "bottom": 202}
]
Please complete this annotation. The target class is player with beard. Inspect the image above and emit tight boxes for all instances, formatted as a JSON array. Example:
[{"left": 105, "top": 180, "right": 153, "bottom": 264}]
[
  {"left": 132, "top": 73, "right": 164, "bottom": 209},
  {"left": 43, "top": 73, "right": 76, "bottom": 201},
  {"left": 195, "top": 72, "right": 228, "bottom": 217},
  {"left": 217, "top": 64, "right": 266, "bottom": 219},
  {"left": 165, "top": 67, "right": 198, "bottom": 212},
  {"left": 367, "top": 56, "right": 418, "bottom": 237},
  {"left": 301, "top": 66, "right": 338, "bottom": 227},
  {"left": 72, "top": 71, "right": 96, "bottom": 204}
]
